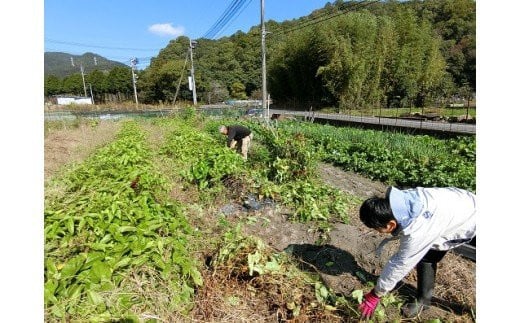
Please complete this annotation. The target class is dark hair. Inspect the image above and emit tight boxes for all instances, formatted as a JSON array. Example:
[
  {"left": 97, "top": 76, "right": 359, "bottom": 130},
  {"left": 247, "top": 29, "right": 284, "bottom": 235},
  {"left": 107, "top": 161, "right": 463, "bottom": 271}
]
[{"left": 359, "top": 196, "right": 396, "bottom": 229}]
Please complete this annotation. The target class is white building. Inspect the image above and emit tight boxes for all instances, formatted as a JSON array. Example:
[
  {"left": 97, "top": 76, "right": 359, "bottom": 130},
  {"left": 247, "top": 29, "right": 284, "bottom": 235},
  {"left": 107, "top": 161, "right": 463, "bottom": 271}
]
[{"left": 56, "top": 96, "right": 92, "bottom": 105}]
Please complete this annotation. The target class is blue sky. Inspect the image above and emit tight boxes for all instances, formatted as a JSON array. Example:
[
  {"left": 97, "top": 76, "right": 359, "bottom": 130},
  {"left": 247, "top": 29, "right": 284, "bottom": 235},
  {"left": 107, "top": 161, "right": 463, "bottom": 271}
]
[{"left": 45, "top": 0, "right": 334, "bottom": 69}]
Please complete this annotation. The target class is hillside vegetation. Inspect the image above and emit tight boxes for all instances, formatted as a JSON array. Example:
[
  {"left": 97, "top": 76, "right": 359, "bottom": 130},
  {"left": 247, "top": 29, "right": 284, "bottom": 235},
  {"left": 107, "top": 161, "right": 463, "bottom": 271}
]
[
  {"left": 45, "top": 0, "right": 475, "bottom": 111},
  {"left": 44, "top": 52, "right": 126, "bottom": 79}
]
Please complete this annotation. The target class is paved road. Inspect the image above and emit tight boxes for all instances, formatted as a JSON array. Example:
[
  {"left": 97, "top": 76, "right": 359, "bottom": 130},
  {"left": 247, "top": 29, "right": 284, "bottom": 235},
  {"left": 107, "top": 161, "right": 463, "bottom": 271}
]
[{"left": 268, "top": 108, "right": 476, "bottom": 135}]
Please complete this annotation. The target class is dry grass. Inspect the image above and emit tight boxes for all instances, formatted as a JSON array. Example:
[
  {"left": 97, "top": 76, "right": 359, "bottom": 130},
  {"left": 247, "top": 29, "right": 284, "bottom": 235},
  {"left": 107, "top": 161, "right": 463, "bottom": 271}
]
[{"left": 188, "top": 241, "right": 345, "bottom": 323}]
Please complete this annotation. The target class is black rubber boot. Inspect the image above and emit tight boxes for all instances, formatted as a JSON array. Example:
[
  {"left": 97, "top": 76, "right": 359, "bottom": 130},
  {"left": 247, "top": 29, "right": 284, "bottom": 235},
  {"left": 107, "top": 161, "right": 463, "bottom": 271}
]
[{"left": 402, "top": 262, "right": 436, "bottom": 318}]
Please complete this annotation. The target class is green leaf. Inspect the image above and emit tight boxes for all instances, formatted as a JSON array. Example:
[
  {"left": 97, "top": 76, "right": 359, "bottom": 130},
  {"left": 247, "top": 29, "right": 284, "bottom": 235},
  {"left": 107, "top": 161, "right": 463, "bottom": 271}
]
[
  {"left": 121, "top": 315, "right": 140, "bottom": 323},
  {"left": 157, "top": 239, "right": 164, "bottom": 254},
  {"left": 45, "top": 258, "right": 58, "bottom": 276},
  {"left": 190, "top": 268, "right": 203, "bottom": 286},
  {"left": 131, "top": 255, "right": 148, "bottom": 266},
  {"left": 99, "top": 234, "right": 112, "bottom": 244},
  {"left": 119, "top": 226, "right": 137, "bottom": 233},
  {"left": 77, "top": 218, "right": 86, "bottom": 232},
  {"left": 66, "top": 218, "right": 74, "bottom": 235},
  {"left": 60, "top": 254, "right": 86, "bottom": 280},
  {"left": 375, "top": 306, "right": 385, "bottom": 320},
  {"left": 351, "top": 289, "right": 364, "bottom": 304},
  {"left": 51, "top": 304, "right": 65, "bottom": 318},
  {"left": 87, "top": 290, "right": 104, "bottom": 305},
  {"left": 315, "top": 282, "right": 329, "bottom": 302},
  {"left": 84, "top": 252, "right": 105, "bottom": 267},
  {"left": 44, "top": 279, "right": 58, "bottom": 305},
  {"left": 114, "top": 257, "right": 132, "bottom": 269},
  {"left": 265, "top": 260, "right": 281, "bottom": 272},
  {"left": 89, "top": 261, "right": 112, "bottom": 283},
  {"left": 90, "top": 243, "right": 108, "bottom": 251},
  {"left": 151, "top": 253, "right": 166, "bottom": 270},
  {"left": 319, "top": 285, "right": 329, "bottom": 298},
  {"left": 381, "top": 293, "right": 396, "bottom": 307},
  {"left": 247, "top": 251, "right": 262, "bottom": 276},
  {"left": 66, "top": 283, "right": 83, "bottom": 300}
]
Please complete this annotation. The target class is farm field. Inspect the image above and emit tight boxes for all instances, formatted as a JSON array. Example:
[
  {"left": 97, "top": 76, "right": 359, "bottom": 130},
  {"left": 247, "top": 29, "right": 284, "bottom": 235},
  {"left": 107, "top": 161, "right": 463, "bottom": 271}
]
[{"left": 44, "top": 112, "right": 476, "bottom": 322}]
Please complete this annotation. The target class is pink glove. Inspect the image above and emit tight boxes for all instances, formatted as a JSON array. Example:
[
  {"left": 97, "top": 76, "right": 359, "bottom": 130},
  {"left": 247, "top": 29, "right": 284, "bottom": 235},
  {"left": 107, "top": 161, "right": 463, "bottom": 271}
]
[{"left": 359, "top": 290, "right": 380, "bottom": 319}]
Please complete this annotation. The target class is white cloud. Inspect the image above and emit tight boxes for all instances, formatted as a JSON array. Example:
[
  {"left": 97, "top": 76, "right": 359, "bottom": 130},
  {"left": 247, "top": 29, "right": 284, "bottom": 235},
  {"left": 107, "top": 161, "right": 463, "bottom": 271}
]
[{"left": 148, "top": 23, "right": 185, "bottom": 37}]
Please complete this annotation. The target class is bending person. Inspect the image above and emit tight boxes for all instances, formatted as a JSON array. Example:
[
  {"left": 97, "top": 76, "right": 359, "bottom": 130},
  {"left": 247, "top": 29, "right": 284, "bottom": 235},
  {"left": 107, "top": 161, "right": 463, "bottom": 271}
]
[
  {"left": 219, "top": 124, "right": 253, "bottom": 161},
  {"left": 358, "top": 186, "right": 476, "bottom": 318}
]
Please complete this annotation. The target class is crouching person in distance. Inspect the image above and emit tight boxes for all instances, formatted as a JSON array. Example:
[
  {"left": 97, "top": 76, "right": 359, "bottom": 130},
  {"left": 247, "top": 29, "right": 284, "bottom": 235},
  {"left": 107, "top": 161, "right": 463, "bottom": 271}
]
[
  {"left": 358, "top": 186, "right": 476, "bottom": 319},
  {"left": 219, "top": 124, "right": 253, "bottom": 161}
]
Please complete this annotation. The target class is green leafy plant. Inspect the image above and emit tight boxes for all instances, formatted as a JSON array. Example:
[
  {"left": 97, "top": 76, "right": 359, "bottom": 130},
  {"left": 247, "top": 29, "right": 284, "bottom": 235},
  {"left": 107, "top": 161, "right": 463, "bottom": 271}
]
[
  {"left": 45, "top": 121, "right": 202, "bottom": 321},
  {"left": 277, "top": 122, "right": 475, "bottom": 191}
]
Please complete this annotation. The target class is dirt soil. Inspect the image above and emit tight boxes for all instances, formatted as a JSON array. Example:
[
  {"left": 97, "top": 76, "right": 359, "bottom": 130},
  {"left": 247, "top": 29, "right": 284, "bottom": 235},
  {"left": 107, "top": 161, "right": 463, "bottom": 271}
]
[{"left": 44, "top": 124, "right": 476, "bottom": 322}]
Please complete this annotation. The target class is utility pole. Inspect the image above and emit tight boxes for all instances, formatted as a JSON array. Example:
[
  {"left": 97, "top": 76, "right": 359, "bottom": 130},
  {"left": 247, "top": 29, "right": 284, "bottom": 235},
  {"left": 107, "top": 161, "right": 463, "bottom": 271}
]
[
  {"left": 89, "top": 83, "right": 95, "bottom": 104},
  {"left": 80, "top": 64, "right": 87, "bottom": 97},
  {"left": 261, "top": 0, "right": 267, "bottom": 119},
  {"left": 189, "top": 39, "right": 198, "bottom": 105},
  {"left": 130, "top": 57, "right": 139, "bottom": 107},
  {"left": 71, "top": 57, "right": 87, "bottom": 97}
]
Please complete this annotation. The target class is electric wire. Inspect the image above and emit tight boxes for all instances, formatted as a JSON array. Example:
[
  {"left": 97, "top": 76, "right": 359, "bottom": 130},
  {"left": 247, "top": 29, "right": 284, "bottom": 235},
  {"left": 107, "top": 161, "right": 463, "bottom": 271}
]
[
  {"left": 270, "top": 0, "right": 378, "bottom": 37},
  {"left": 45, "top": 38, "right": 160, "bottom": 52},
  {"left": 202, "top": 0, "right": 249, "bottom": 39},
  {"left": 202, "top": 0, "right": 245, "bottom": 39},
  {"left": 213, "top": 0, "right": 255, "bottom": 39}
]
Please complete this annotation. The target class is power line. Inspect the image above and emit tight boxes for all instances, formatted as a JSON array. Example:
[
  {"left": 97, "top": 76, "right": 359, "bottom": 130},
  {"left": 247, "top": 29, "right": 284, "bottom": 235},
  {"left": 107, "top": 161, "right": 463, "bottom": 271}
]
[
  {"left": 202, "top": 0, "right": 244, "bottom": 39},
  {"left": 270, "top": 0, "right": 378, "bottom": 37},
  {"left": 213, "top": 0, "right": 254, "bottom": 39},
  {"left": 45, "top": 38, "right": 161, "bottom": 52},
  {"left": 202, "top": 0, "right": 249, "bottom": 39},
  {"left": 271, "top": 0, "right": 375, "bottom": 37},
  {"left": 45, "top": 47, "right": 153, "bottom": 67}
]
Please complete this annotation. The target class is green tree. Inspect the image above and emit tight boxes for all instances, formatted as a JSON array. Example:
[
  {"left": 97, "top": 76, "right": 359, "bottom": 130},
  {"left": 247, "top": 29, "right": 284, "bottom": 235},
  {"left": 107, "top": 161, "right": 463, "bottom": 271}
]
[
  {"left": 196, "top": 38, "right": 244, "bottom": 99},
  {"left": 411, "top": 0, "right": 476, "bottom": 91},
  {"left": 268, "top": 24, "right": 332, "bottom": 108},
  {"left": 382, "top": 9, "right": 446, "bottom": 108},
  {"left": 205, "top": 81, "right": 229, "bottom": 103},
  {"left": 138, "top": 37, "right": 192, "bottom": 104},
  {"left": 86, "top": 69, "right": 108, "bottom": 103},
  {"left": 61, "top": 74, "right": 84, "bottom": 95},
  {"left": 316, "top": 12, "right": 384, "bottom": 110},
  {"left": 117, "top": 0, "right": 473, "bottom": 108},
  {"left": 107, "top": 66, "right": 133, "bottom": 97},
  {"left": 44, "top": 75, "right": 62, "bottom": 96},
  {"left": 230, "top": 82, "right": 247, "bottom": 99},
  {"left": 230, "top": 30, "right": 262, "bottom": 94}
]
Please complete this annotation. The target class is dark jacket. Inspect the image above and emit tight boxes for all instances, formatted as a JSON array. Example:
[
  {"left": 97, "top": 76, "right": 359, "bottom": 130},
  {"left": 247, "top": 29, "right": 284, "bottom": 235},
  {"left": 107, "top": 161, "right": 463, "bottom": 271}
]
[{"left": 226, "top": 125, "right": 251, "bottom": 147}]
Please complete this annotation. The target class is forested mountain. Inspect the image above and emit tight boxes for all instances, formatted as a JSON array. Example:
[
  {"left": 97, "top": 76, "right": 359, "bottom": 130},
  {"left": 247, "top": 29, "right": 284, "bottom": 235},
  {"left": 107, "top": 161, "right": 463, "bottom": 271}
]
[
  {"left": 45, "top": 0, "right": 475, "bottom": 110},
  {"left": 44, "top": 52, "right": 127, "bottom": 78}
]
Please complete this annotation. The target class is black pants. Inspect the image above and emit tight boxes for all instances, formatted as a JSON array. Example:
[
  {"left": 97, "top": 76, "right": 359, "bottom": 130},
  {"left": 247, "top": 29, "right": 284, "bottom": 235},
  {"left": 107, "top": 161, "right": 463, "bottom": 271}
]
[
  {"left": 421, "top": 235, "right": 476, "bottom": 264},
  {"left": 420, "top": 249, "right": 447, "bottom": 265}
]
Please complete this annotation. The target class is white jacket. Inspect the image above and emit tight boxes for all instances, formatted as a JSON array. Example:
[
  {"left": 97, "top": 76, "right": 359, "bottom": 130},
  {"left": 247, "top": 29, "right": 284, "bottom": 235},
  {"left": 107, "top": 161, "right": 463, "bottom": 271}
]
[{"left": 374, "top": 187, "right": 476, "bottom": 296}]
